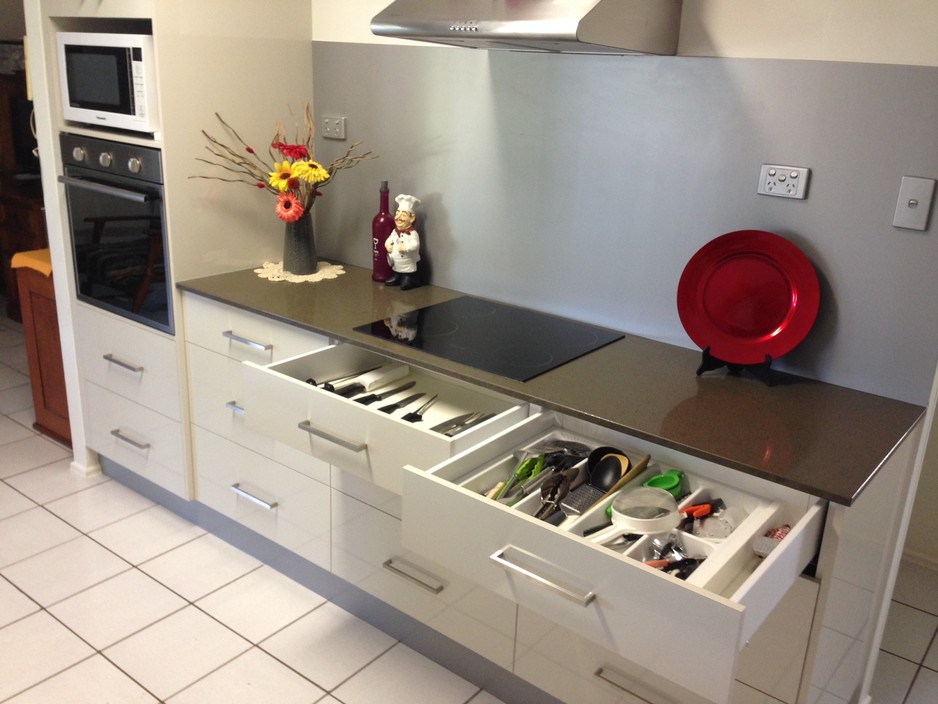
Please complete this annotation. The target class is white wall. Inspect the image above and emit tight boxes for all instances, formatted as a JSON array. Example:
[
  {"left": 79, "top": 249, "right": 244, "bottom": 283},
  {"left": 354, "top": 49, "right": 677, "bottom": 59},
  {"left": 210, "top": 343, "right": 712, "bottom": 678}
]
[{"left": 313, "top": 0, "right": 938, "bottom": 67}]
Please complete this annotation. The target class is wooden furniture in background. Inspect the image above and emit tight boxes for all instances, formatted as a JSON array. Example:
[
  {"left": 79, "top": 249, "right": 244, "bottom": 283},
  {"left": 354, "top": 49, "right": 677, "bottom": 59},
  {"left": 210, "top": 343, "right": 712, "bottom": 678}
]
[
  {"left": 15, "top": 250, "right": 70, "bottom": 445},
  {"left": 0, "top": 175, "right": 47, "bottom": 321}
]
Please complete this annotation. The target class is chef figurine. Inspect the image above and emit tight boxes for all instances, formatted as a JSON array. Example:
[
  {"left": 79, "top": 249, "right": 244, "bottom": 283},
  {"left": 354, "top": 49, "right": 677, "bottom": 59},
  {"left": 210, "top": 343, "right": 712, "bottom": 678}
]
[{"left": 385, "top": 194, "right": 422, "bottom": 290}]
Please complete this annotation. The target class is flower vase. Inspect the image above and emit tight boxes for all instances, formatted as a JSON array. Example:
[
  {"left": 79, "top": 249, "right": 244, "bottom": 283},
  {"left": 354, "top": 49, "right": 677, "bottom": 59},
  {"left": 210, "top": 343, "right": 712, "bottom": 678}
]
[{"left": 283, "top": 212, "right": 317, "bottom": 276}]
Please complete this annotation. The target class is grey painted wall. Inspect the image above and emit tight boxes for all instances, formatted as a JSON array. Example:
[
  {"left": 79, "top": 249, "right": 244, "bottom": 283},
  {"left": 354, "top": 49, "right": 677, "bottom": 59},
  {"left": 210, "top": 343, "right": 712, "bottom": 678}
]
[{"left": 311, "top": 43, "right": 938, "bottom": 406}]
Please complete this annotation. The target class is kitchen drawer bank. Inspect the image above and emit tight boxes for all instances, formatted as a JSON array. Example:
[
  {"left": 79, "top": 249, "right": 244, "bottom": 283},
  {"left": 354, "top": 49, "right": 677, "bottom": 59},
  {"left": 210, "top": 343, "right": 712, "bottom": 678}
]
[
  {"left": 183, "top": 293, "right": 517, "bottom": 671},
  {"left": 404, "top": 412, "right": 824, "bottom": 704}
]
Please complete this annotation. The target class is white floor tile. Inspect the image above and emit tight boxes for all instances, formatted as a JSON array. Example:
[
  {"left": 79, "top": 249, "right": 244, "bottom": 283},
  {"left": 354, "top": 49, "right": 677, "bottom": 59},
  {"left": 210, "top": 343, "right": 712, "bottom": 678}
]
[
  {"left": 45, "top": 479, "right": 155, "bottom": 532},
  {"left": 0, "top": 506, "right": 80, "bottom": 568},
  {"left": 0, "top": 434, "right": 72, "bottom": 479},
  {"left": 104, "top": 605, "right": 251, "bottom": 701},
  {"left": 0, "top": 327, "right": 23, "bottom": 347},
  {"left": 167, "top": 647, "right": 325, "bottom": 704},
  {"left": 8, "top": 405, "right": 38, "bottom": 429},
  {"left": 0, "top": 341, "right": 28, "bottom": 368},
  {"left": 906, "top": 666, "right": 938, "bottom": 704},
  {"left": 0, "top": 364, "right": 28, "bottom": 391},
  {"left": 923, "top": 634, "right": 938, "bottom": 670},
  {"left": 139, "top": 533, "right": 261, "bottom": 601},
  {"left": 467, "top": 692, "right": 507, "bottom": 704},
  {"left": 0, "top": 382, "right": 33, "bottom": 415},
  {"left": 0, "top": 481, "right": 35, "bottom": 520},
  {"left": 90, "top": 504, "right": 206, "bottom": 565},
  {"left": 196, "top": 564, "right": 326, "bottom": 643},
  {"left": 893, "top": 559, "right": 938, "bottom": 617},
  {"left": 333, "top": 643, "right": 479, "bottom": 704},
  {"left": 869, "top": 652, "right": 917, "bottom": 704},
  {"left": 0, "top": 575, "right": 38, "bottom": 627},
  {"left": 1, "top": 535, "right": 130, "bottom": 606},
  {"left": 4, "top": 654, "right": 159, "bottom": 704},
  {"left": 0, "top": 611, "right": 95, "bottom": 701},
  {"left": 261, "top": 602, "right": 396, "bottom": 691},
  {"left": 0, "top": 413, "right": 34, "bottom": 446},
  {"left": 49, "top": 569, "right": 187, "bottom": 649},
  {"left": 881, "top": 601, "right": 938, "bottom": 662},
  {"left": 5, "top": 458, "right": 108, "bottom": 504}
]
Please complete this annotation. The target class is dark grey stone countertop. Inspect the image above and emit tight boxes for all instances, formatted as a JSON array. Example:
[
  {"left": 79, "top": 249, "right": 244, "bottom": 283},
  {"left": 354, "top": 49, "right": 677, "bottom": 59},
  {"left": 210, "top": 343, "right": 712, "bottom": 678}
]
[{"left": 178, "top": 264, "right": 925, "bottom": 506}]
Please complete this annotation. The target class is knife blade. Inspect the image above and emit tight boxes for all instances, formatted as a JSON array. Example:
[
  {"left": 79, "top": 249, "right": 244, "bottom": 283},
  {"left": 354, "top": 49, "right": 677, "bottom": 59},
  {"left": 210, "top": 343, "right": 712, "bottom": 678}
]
[
  {"left": 354, "top": 380, "right": 416, "bottom": 405},
  {"left": 429, "top": 412, "right": 476, "bottom": 434},
  {"left": 378, "top": 393, "right": 425, "bottom": 414},
  {"left": 444, "top": 412, "right": 495, "bottom": 437}
]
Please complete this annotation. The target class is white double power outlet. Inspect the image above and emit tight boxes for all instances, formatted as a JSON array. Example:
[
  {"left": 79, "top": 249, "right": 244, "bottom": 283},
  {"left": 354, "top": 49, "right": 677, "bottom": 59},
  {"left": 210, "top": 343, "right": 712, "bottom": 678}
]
[
  {"left": 321, "top": 115, "right": 347, "bottom": 140},
  {"left": 758, "top": 164, "right": 810, "bottom": 199}
]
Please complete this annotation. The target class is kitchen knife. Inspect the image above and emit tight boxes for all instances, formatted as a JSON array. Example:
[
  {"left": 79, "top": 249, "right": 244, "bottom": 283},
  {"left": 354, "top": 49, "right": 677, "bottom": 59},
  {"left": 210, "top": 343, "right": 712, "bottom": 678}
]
[
  {"left": 335, "top": 364, "right": 409, "bottom": 397},
  {"left": 354, "top": 380, "right": 416, "bottom": 405},
  {"left": 444, "top": 412, "right": 495, "bottom": 437},
  {"left": 378, "top": 392, "right": 424, "bottom": 414},
  {"left": 429, "top": 412, "right": 476, "bottom": 434}
]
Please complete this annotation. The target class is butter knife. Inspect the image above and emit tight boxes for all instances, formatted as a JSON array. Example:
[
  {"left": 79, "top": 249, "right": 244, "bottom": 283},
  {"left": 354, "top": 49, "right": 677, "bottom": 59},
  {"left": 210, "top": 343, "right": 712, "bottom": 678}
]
[
  {"left": 378, "top": 392, "right": 424, "bottom": 414},
  {"left": 354, "top": 380, "right": 416, "bottom": 405}
]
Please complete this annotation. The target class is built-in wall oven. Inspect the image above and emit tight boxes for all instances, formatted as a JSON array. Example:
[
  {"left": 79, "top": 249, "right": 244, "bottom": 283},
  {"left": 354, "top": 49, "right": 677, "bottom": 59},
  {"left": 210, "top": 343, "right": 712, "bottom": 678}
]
[{"left": 58, "top": 132, "right": 173, "bottom": 334}]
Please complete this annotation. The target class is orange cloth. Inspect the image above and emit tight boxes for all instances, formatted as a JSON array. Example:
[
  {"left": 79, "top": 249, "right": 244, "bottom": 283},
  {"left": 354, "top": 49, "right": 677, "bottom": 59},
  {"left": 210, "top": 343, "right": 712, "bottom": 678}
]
[{"left": 11, "top": 248, "right": 52, "bottom": 277}]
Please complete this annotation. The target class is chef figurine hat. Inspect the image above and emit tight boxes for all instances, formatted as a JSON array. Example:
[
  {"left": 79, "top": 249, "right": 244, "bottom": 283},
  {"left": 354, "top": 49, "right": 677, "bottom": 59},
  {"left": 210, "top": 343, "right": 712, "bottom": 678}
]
[{"left": 395, "top": 194, "right": 421, "bottom": 214}]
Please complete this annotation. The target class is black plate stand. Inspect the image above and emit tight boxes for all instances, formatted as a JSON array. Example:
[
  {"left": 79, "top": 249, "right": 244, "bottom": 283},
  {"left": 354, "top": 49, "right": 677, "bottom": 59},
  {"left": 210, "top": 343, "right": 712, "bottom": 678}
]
[{"left": 696, "top": 346, "right": 775, "bottom": 386}]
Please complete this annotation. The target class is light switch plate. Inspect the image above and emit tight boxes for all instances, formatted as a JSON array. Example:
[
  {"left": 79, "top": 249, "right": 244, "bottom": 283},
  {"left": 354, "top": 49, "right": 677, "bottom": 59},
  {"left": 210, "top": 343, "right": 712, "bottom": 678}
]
[{"left": 893, "top": 176, "right": 936, "bottom": 231}]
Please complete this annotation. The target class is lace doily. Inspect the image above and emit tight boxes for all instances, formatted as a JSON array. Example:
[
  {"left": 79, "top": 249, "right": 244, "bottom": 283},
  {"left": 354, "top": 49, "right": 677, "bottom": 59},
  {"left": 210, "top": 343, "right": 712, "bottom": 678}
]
[{"left": 254, "top": 260, "right": 346, "bottom": 283}]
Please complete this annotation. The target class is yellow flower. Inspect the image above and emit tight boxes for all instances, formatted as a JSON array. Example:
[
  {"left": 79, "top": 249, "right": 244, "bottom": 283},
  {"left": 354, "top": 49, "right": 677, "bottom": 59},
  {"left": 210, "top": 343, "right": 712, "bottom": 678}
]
[
  {"left": 268, "top": 161, "right": 297, "bottom": 192},
  {"left": 294, "top": 160, "right": 330, "bottom": 184}
]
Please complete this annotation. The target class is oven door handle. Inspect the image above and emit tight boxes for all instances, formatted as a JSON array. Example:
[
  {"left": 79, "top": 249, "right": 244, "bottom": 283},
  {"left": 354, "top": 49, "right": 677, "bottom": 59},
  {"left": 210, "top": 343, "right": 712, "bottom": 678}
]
[{"left": 58, "top": 175, "right": 156, "bottom": 204}]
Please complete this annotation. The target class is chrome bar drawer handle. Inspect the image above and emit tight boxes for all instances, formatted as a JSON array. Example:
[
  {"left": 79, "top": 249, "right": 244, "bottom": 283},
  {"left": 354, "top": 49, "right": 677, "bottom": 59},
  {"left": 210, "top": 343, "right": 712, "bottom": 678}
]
[
  {"left": 102, "top": 353, "right": 144, "bottom": 373},
  {"left": 594, "top": 667, "right": 639, "bottom": 695},
  {"left": 225, "top": 400, "right": 246, "bottom": 415},
  {"left": 222, "top": 330, "right": 272, "bottom": 352},
  {"left": 230, "top": 483, "right": 278, "bottom": 510},
  {"left": 297, "top": 420, "right": 367, "bottom": 453},
  {"left": 110, "top": 428, "right": 150, "bottom": 450},
  {"left": 490, "top": 546, "right": 596, "bottom": 607},
  {"left": 382, "top": 557, "right": 445, "bottom": 595}
]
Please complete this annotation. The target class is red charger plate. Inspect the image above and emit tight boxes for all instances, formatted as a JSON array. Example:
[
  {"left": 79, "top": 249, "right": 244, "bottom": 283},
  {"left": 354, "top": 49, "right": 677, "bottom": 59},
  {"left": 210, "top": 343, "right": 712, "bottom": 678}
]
[{"left": 677, "top": 230, "right": 820, "bottom": 365}]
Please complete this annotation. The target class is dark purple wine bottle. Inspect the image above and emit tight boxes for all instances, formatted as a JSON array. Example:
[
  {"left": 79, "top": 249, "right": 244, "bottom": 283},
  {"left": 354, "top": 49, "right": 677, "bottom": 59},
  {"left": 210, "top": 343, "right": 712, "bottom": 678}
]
[{"left": 372, "top": 180, "right": 394, "bottom": 282}]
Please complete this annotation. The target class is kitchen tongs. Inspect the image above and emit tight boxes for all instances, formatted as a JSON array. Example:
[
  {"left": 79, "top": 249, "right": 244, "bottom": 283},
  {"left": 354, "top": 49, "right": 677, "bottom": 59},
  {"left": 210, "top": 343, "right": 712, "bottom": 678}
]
[{"left": 402, "top": 394, "right": 438, "bottom": 422}]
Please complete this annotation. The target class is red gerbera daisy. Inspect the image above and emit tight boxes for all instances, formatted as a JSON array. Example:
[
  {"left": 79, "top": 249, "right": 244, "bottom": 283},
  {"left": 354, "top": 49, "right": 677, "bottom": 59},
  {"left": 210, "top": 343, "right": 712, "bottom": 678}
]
[
  {"left": 273, "top": 142, "right": 310, "bottom": 160},
  {"left": 275, "top": 192, "right": 305, "bottom": 222}
]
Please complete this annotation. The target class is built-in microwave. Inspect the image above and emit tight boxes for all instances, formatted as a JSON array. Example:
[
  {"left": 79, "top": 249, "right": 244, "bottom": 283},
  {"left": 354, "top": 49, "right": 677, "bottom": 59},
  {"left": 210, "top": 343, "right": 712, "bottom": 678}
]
[{"left": 56, "top": 32, "right": 159, "bottom": 135}]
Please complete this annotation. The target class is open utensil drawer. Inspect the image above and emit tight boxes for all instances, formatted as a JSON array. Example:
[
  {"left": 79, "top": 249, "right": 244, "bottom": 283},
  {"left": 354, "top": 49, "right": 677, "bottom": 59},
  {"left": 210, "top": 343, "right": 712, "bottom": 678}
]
[
  {"left": 401, "top": 412, "right": 826, "bottom": 704},
  {"left": 242, "top": 343, "right": 529, "bottom": 494}
]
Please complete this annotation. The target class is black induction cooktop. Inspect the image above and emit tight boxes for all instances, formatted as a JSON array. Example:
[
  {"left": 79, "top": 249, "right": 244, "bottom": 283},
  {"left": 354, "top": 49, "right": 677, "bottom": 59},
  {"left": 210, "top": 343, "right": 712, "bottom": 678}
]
[{"left": 354, "top": 296, "right": 624, "bottom": 382}]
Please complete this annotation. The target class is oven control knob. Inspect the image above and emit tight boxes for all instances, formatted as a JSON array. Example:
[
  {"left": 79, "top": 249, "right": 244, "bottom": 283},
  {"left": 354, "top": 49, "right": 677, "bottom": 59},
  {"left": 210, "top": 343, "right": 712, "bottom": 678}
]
[
  {"left": 71, "top": 146, "right": 86, "bottom": 162},
  {"left": 127, "top": 157, "right": 143, "bottom": 174},
  {"left": 98, "top": 152, "right": 113, "bottom": 168}
]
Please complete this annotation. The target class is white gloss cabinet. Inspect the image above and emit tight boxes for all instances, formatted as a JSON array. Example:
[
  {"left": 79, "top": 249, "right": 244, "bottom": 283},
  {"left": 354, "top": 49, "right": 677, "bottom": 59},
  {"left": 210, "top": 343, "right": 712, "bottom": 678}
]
[{"left": 402, "top": 412, "right": 825, "bottom": 704}]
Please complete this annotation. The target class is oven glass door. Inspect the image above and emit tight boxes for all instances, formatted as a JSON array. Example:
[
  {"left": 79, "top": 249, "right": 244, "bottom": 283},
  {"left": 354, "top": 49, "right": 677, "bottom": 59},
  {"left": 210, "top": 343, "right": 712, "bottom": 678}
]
[{"left": 61, "top": 165, "right": 173, "bottom": 334}]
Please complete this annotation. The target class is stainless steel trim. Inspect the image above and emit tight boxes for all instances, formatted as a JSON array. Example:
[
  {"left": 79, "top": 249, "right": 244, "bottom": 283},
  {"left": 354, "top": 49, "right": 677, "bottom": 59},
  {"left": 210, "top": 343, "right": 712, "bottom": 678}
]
[
  {"left": 102, "top": 353, "right": 144, "bottom": 373},
  {"left": 382, "top": 557, "right": 445, "bottom": 594},
  {"left": 58, "top": 174, "right": 153, "bottom": 203},
  {"left": 297, "top": 420, "right": 367, "bottom": 453},
  {"left": 225, "top": 400, "right": 246, "bottom": 415},
  {"left": 110, "top": 428, "right": 150, "bottom": 450},
  {"left": 230, "top": 482, "right": 278, "bottom": 510},
  {"left": 490, "top": 546, "right": 596, "bottom": 607},
  {"left": 222, "top": 330, "right": 272, "bottom": 352}
]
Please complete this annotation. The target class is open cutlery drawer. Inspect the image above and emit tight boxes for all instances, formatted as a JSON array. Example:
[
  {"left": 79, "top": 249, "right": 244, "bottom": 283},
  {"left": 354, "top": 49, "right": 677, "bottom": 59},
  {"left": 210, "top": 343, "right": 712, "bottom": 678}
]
[
  {"left": 242, "top": 343, "right": 529, "bottom": 494},
  {"left": 401, "top": 412, "right": 826, "bottom": 704}
]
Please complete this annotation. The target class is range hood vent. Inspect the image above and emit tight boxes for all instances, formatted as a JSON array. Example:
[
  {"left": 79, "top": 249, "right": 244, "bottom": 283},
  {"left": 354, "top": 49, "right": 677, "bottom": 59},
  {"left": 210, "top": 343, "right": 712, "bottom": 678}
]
[{"left": 371, "top": 0, "right": 682, "bottom": 55}]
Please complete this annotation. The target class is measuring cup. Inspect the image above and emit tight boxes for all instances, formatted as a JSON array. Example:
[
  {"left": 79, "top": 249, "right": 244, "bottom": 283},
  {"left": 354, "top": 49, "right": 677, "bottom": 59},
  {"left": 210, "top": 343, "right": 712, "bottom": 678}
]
[{"left": 587, "top": 487, "right": 681, "bottom": 546}]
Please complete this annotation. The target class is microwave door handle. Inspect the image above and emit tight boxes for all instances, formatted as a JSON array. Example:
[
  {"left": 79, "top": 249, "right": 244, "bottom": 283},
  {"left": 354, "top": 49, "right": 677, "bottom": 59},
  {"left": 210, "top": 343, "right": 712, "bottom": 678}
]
[{"left": 57, "top": 175, "right": 155, "bottom": 204}]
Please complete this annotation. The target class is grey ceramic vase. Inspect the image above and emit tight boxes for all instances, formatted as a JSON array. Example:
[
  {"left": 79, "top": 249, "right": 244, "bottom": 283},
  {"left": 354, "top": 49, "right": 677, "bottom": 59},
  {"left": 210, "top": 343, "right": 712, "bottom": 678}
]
[{"left": 283, "top": 212, "right": 317, "bottom": 275}]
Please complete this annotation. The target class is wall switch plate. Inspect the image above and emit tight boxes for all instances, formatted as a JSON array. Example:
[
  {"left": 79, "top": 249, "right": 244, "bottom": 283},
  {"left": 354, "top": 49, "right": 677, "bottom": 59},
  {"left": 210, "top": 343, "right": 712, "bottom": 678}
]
[
  {"left": 321, "top": 115, "right": 347, "bottom": 140},
  {"left": 757, "top": 164, "right": 810, "bottom": 199},
  {"left": 893, "top": 176, "right": 936, "bottom": 231}
]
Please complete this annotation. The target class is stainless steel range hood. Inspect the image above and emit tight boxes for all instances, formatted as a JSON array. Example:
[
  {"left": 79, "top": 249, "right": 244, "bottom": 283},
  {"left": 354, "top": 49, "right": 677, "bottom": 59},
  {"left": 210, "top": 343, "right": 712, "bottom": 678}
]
[{"left": 371, "top": 0, "right": 682, "bottom": 55}]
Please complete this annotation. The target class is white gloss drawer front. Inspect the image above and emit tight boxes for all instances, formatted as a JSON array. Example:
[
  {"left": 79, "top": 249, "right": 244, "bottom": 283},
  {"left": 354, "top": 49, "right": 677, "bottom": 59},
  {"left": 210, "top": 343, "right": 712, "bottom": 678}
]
[
  {"left": 83, "top": 381, "right": 187, "bottom": 497},
  {"left": 401, "top": 412, "right": 825, "bottom": 704},
  {"left": 76, "top": 305, "right": 181, "bottom": 420},
  {"left": 241, "top": 343, "right": 529, "bottom": 494},
  {"left": 183, "top": 293, "right": 329, "bottom": 362}
]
